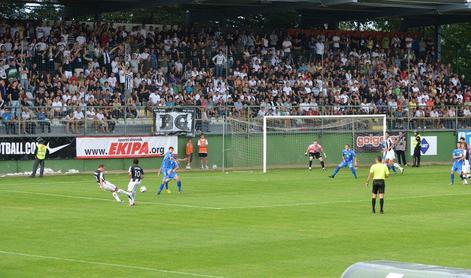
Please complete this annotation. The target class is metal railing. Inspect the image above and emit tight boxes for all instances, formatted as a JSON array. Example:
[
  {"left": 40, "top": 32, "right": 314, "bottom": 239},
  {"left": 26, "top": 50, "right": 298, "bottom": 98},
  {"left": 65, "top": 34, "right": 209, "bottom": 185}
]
[{"left": 1, "top": 104, "right": 470, "bottom": 136}]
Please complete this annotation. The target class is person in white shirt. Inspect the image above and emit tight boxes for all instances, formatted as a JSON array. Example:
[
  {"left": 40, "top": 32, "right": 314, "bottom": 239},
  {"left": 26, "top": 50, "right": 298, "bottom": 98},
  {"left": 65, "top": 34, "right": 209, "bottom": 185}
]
[
  {"left": 315, "top": 40, "right": 324, "bottom": 61},
  {"left": 73, "top": 107, "right": 84, "bottom": 133},
  {"left": 332, "top": 35, "right": 340, "bottom": 52},
  {"left": 282, "top": 37, "right": 292, "bottom": 59},
  {"left": 212, "top": 50, "right": 227, "bottom": 78},
  {"left": 86, "top": 107, "right": 98, "bottom": 130},
  {"left": 96, "top": 110, "right": 109, "bottom": 132}
]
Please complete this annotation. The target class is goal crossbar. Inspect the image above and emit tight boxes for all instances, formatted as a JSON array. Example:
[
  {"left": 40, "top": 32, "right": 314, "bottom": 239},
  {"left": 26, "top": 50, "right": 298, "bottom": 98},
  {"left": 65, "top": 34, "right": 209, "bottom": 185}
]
[{"left": 262, "top": 114, "right": 387, "bottom": 173}]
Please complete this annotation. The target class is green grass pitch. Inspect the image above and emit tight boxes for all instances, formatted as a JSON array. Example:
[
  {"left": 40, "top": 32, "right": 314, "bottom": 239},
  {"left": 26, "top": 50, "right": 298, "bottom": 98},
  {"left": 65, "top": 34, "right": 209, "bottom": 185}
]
[{"left": 1, "top": 165, "right": 471, "bottom": 278}]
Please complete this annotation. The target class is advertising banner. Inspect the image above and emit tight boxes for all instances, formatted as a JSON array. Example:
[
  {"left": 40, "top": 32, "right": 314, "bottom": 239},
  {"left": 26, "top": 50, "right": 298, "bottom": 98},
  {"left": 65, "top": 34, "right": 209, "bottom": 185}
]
[
  {"left": 76, "top": 136, "right": 177, "bottom": 159},
  {"left": 409, "top": 136, "right": 437, "bottom": 156},
  {"left": 0, "top": 137, "right": 76, "bottom": 160},
  {"left": 354, "top": 133, "right": 401, "bottom": 153},
  {"left": 457, "top": 130, "right": 471, "bottom": 145},
  {"left": 154, "top": 107, "right": 195, "bottom": 136}
]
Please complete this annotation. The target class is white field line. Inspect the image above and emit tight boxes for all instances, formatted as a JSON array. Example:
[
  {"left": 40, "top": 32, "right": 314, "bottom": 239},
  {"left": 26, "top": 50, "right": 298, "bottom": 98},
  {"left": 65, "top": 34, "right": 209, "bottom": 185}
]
[
  {"left": 0, "top": 190, "right": 222, "bottom": 210},
  {"left": 0, "top": 250, "right": 224, "bottom": 278},
  {"left": 2, "top": 189, "right": 470, "bottom": 211},
  {"left": 222, "top": 192, "right": 471, "bottom": 209}
]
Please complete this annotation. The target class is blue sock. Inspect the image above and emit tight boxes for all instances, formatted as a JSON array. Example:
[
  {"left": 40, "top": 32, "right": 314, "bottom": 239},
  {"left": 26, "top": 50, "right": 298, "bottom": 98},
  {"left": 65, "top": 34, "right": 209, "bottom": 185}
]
[
  {"left": 451, "top": 174, "right": 455, "bottom": 184},
  {"left": 165, "top": 182, "right": 169, "bottom": 190},
  {"left": 350, "top": 167, "right": 357, "bottom": 178},
  {"left": 158, "top": 183, "right": 164, "bottom": 194},
  {"left": 177, "top": 181, "right": 182, "bottom": 192},
  {"left": 390, "top": 165, "right": 397, "bottom": 172},
  {"left": 331, "top": 166, "right": 340, "bottom": 177}
]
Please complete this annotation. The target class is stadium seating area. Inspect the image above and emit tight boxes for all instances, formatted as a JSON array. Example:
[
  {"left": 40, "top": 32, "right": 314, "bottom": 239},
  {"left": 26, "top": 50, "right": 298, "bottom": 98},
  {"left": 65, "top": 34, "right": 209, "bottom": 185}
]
[{"left": 0, "top": 20, "right": 469, "bottom": 134}]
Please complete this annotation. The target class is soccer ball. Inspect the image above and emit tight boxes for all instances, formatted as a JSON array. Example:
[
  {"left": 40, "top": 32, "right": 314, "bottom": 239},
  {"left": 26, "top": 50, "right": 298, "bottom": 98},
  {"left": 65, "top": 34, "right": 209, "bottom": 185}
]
[{"left": 140, "top": 186, "right": 147, "bottom": 193}]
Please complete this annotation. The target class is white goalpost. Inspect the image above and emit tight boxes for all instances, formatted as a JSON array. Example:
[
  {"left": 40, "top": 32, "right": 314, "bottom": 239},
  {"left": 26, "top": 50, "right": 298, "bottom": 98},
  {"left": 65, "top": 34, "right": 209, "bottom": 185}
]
[{"left": 262, "top": 115, "right": 387, "bottom": 173}]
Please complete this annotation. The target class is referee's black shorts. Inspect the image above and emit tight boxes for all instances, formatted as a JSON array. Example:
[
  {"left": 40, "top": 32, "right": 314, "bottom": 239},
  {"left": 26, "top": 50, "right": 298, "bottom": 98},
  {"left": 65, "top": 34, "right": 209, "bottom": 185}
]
[
  {"left": 372, "top": 179, "right": 385, "bottom": 194},
  {"left": 309, "top": 152, "right": 321, "bottom": 159}
]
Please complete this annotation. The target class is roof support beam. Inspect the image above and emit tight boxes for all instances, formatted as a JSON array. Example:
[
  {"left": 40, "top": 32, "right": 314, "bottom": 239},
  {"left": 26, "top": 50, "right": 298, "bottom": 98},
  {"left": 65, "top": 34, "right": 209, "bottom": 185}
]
[{"left": 320, "top": 0, "right": 357, "bottom": 6}]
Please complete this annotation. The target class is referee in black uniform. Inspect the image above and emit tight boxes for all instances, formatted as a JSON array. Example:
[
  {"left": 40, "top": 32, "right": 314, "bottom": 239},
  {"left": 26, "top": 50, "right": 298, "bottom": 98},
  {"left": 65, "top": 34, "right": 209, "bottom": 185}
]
[{"left": 365, "top": 156, "right": 390, "bottom": 214}]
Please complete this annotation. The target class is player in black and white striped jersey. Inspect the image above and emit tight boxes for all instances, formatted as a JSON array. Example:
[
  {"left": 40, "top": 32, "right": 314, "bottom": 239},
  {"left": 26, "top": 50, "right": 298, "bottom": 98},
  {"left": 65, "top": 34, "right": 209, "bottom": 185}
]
[
  {"left": 127, "top": 159, "right": 144, "bottom": 206},
  {"left": 382, "top": 132, "right": 404, "bottom": 174},
  {"left": 94, "top": 164, "right": 133, "bottom": 203}
]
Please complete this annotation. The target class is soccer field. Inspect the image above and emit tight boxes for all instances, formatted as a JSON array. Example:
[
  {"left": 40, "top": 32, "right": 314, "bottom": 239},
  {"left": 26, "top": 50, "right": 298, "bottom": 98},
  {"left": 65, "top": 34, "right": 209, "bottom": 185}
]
[{"left": 1, "top": 166, "right": 471, "bottom": 278}]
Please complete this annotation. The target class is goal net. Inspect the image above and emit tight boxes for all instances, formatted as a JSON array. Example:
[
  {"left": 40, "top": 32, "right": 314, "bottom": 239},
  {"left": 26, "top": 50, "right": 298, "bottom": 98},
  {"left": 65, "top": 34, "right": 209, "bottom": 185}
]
[
  {"left": 227, "top": 115, "right": 386, "bottom": 172},
  {"left": 226, "top": 117, "right": 264, "bottom": 170},
  {"left": 262, "top": 115, "right": 387, "bottom": 173}
]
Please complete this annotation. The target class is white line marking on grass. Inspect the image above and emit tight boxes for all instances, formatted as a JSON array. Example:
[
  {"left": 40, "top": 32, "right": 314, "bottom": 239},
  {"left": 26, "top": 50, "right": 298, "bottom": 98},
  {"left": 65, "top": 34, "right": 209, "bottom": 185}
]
[
  {"left": 222, "top": 192, "right": 471, "bottom": 210},
  {"left": 0, "top": 250, "right": 225, "bottom": 278},
  {"left": 0, "top": 190, "right": 222, "bottom": 210}
]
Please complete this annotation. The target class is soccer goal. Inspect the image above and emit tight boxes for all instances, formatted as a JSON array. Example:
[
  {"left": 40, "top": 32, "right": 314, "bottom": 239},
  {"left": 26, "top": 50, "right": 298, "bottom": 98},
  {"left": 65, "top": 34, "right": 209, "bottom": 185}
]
[{"left": 261, "top": 115, "right": 387, "bottom": 173}]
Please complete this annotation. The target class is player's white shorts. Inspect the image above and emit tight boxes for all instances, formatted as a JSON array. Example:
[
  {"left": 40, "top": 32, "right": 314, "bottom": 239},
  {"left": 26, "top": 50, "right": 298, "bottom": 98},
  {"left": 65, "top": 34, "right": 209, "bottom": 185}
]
[
  {"left": 127, "top": 180, "right": 141, "bottom": 193},
  {"left": 384, "top": 150, "right": 396, "bottom": 161},
  {"left": 102, "top": 181, "right": 117, "bottom": 192},
  {"left": 463, "top": 160, "right": 470, "bottom": 173}
]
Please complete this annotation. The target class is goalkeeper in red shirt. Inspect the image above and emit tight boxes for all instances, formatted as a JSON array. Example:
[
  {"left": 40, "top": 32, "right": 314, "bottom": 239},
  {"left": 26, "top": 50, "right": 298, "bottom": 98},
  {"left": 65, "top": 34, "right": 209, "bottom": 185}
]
[{"left": 305, "top": 141, "right": 326, "bottom": 171}]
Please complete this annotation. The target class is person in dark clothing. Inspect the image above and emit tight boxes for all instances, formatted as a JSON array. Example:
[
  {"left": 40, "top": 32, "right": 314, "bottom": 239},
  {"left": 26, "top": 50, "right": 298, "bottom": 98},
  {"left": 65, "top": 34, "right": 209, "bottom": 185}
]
[{"left": 412, "top": 131, "right": 421, "bottom": 167}]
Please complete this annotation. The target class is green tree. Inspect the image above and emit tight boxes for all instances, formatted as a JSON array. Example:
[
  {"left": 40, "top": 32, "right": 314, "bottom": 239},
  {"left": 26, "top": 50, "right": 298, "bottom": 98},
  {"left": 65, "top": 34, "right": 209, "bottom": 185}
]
[{"left": 441, "top": 22, "right": 471, "bottom": 82}]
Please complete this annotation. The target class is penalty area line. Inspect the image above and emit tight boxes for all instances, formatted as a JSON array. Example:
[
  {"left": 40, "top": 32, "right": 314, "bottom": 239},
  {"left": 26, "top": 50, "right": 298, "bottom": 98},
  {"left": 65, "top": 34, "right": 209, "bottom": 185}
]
[
  {"left": 0, "top": 190, "right": 222, "bottom": 210},
  {"left": 0, "top": 250, "right": 225, "bottom": 278}
]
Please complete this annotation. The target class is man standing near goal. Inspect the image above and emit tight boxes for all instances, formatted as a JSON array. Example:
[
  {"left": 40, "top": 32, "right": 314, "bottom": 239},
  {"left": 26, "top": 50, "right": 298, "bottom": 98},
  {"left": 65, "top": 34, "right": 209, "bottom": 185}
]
[
  {"left": 365, "top": 156, "right": 390, "bottom": 214},
  {"left": 94, "top": 164, "right": 133, "bottom": 204},
  {"left": 305, "top": 140, "right": 326, "bottom": 171},
  {"left": 127, "top": 159, "right": 144, "bottom": 206},
  {"left": 329, "top": 144, "right": 358, "bottom": 179}
]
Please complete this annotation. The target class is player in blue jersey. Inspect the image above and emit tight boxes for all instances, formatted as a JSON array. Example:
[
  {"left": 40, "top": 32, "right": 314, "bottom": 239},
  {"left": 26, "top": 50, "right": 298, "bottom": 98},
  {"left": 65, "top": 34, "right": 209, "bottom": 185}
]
[
  {"left": 157, "top": 158, "right": 183, "bottom": 194},
  {"left": 329, "top": 144, "right": 358, "bottom": 179},
  {"left": 157, "top": 147, "right": 176, "bottom": 194},
  {"left": 451, "top": 142, "right": 466, "bottom": 185}
]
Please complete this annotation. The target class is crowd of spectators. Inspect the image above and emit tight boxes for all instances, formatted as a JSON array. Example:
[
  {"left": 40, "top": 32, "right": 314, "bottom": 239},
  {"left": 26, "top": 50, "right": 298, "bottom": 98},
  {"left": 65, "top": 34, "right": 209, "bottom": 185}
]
[{"left": 0, "top": 20, "right": 469, "bottom": 134}]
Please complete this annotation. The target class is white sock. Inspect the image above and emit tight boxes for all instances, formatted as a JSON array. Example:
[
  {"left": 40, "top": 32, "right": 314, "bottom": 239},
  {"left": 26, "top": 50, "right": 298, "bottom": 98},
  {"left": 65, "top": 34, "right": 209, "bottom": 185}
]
[
  {"left": 129, "top": 191, "right": 136, "bottom": 204},
  {"left": 394, "top": 163, "right": 403, "bottom": 170},
  {"left": 112, "top": 192, "right": 121, "bottom": 202},
  {"left": 117, "top": 189, "right": 131, "bottom": 197}
]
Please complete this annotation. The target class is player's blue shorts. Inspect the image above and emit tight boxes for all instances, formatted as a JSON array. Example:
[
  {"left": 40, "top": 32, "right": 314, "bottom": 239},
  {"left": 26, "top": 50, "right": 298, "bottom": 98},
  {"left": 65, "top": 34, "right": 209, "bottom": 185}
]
[
  {"left": 338, "top": 161, "right": 354, "bottom": 168},
  {"left": 163, "top": 169, "right": 178, "bottom": 181},
  {"left": 451, "top": 162, "right": 463, "bottom": 173}
]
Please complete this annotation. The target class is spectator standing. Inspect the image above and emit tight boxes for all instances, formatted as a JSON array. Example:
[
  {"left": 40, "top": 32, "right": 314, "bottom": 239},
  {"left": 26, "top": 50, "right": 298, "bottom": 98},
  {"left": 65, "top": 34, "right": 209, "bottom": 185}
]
[
  {"left": 8, "top": 80, "right": 20, "bottom": 118},
  {"left": 198, "top": 134, "right": 209, "bottom": 170},
  {"left": 394, "top": 131, "right": 407, "bottom": 166},
  {"left": 212, "top": 50, "right": 227, "bottom": 78}
]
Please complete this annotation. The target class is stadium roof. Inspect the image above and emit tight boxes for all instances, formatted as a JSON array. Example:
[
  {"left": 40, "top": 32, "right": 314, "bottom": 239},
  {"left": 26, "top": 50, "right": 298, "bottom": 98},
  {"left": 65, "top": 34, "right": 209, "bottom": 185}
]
[{"left": 27, "top": 0, "right": 471, "bottom": 27}]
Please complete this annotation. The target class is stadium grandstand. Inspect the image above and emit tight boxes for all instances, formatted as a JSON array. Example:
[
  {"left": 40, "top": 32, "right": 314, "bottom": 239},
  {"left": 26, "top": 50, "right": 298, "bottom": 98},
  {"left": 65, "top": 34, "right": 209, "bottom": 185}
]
[{"left": 0, "top": 1, "right": 470, "bottom": 136}]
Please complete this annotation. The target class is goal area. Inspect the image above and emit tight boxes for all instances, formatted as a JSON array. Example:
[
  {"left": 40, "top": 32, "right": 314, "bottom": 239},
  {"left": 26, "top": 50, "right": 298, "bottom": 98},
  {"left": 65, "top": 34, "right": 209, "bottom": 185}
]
[{"left": 226, "top": 115, "right": 386, "bottom": 172}]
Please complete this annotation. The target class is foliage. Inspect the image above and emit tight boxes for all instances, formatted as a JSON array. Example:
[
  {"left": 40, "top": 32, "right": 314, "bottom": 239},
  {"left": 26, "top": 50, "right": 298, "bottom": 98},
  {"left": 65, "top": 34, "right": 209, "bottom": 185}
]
[
  {"left": 441, "top": 22, "right": 471, "bottom": 82},
  {"left": 339, "top": 19, "right": 401, "bottom": 32}
]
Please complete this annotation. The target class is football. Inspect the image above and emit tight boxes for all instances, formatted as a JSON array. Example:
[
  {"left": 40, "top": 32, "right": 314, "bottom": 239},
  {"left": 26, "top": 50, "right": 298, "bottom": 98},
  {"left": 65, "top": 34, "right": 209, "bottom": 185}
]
[{"left": 140, "top": 186, "right": 147, "bottom": 193}]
